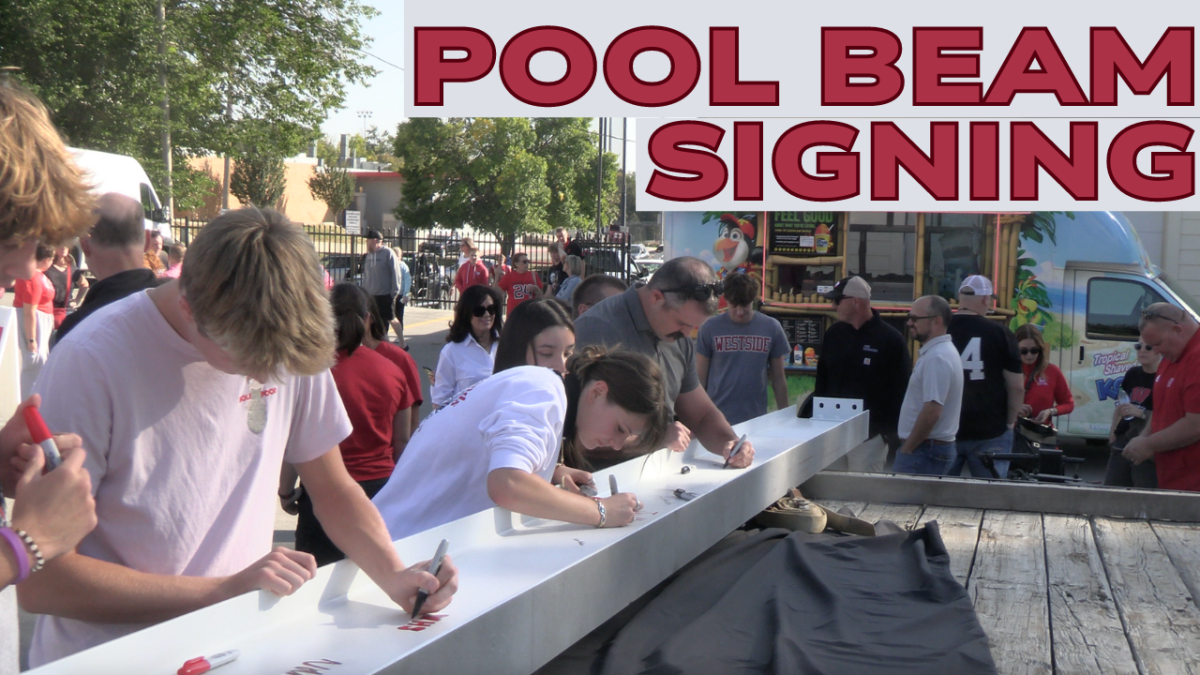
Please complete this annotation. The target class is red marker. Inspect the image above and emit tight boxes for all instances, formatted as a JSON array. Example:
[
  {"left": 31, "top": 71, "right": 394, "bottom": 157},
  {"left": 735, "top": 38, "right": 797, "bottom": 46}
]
[
  {"left": 178, "top": 649, "right": 240, "bottom": 675},
  {"left": 22, "top": 406, "right": 61, "bottom": 470}
]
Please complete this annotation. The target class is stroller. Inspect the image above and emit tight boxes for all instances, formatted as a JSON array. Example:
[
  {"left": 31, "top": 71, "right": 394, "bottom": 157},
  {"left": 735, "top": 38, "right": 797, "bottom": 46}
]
[{"left": 981, "top": 417, "right": 1085, "bottom": 483}]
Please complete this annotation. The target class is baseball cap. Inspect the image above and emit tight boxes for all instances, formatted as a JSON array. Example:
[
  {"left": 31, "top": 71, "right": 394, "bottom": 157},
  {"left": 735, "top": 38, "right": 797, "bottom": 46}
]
[
  {"left": 822, "top": 276, "right": 871, "bottom": 301},
  {"left": 364, "top": 229, "right": 382, "bottom": 240},
  {"left": 959, "top": 275, "right": 994, "bottom": 296}
]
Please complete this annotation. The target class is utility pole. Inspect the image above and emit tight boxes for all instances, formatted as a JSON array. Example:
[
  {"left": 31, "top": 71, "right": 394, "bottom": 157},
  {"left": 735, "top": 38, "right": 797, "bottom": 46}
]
[
  {"left": 595, "top": 117, "right": 605, "bottom": 238},
  {"left": 157, "top": 0, "right": 173, "bottom": 219},
  {"left": 221, "top": 86, "right": 232, "bottom": 210},
  {"left": 620, "top": 118, "right": 628, "bottom": 232}
]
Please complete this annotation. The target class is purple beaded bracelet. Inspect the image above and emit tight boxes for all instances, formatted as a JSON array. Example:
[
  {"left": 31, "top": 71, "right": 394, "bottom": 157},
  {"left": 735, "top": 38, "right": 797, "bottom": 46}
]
[{"left": 0, "top": 527, "right": 30, "bottom": 584}]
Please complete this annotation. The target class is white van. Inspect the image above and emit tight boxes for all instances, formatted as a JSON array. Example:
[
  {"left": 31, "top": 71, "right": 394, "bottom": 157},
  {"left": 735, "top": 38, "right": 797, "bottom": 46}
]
[{"left": 70, "top": 148, "right": 173, "bottom": 244}]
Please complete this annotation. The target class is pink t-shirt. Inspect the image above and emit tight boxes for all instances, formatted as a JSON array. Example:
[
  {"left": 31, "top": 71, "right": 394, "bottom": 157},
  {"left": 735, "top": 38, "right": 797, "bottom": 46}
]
[{"left": 30, "top": 292, "right": 352, "bottom": 664}]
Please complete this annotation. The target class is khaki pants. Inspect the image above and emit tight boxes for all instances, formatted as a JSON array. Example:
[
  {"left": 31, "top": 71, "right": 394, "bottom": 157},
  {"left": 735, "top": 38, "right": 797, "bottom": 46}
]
[{"left": 825, "top": 434, "right": 888, "bottom": 473}]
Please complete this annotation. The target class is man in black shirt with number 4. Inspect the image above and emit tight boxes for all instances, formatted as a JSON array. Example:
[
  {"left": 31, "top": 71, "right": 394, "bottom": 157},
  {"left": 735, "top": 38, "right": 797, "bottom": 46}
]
[{"left": 947, "top": 276, "right": 1024, "bottom": 478}]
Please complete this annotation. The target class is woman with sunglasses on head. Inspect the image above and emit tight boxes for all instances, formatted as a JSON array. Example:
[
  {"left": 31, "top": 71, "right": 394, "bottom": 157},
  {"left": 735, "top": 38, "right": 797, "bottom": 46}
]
[
  {"left": 1103, "top": 340, "right": 1161, "bottom": 489},
  {"left": 1014, "top": 324, "right": 1074, "bottom": 424},
  {"left": 431, "top": 285, "right": 504, "bottom": 408},
  {"left": 373, "top": 347, "right": 670, "bottom": 540}
]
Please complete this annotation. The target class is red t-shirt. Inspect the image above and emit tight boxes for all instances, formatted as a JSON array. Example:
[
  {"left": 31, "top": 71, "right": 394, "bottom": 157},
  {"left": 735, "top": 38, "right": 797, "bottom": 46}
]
[
  {"left": 454, "top": 260, "right": 490, "bottom": 294},
  {"left": 375, "top": 341, "right": 423, "bottom": 407},
  {"left": 13, "top": 271, "right": 54, "bottom": 315},
  {"left": 1022, "top": 362, "right": 1075, "bottom": 418},
  {"left": 331, "top": 347, "right": 415, "bottom": 481},
  {"left": 498, "top": 270, "right": 542, "bottom": 314},
  {"left": 1152, "top": 329, "right": 1200, "bottom": 491}
]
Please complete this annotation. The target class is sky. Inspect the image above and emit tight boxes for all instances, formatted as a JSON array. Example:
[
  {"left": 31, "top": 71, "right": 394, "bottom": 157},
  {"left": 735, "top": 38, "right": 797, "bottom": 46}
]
[{"left": 319, "top": 0, "right": 636, "bottom": 173}]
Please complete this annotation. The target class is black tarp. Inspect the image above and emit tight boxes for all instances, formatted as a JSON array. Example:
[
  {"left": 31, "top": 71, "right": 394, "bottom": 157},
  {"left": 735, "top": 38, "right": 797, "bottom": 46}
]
[{"left": 541, "top": 523, "right": 996, "bottom": 675}]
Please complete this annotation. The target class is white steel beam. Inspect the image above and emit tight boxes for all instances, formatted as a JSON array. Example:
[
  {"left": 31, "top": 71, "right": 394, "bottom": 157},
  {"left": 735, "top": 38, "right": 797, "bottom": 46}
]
[{"left": 29, "top": 404, "right": 867, "bottom": 675}]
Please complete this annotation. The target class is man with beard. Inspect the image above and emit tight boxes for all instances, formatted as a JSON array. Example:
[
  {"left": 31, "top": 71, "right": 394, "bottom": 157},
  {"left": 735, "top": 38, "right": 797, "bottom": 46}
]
[
  {"left": 574, "top": 257, "right": 754, "bottom": 469},
  {"left": 893, "top": 295, "right": 963, "bottom": 476}
]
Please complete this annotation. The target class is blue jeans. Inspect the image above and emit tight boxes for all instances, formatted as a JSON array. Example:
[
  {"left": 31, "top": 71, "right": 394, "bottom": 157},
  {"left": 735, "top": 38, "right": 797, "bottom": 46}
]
[
  {"left": 892, "top": 440, "right": 954, "bottom": 476},
  {"left": 947, "top": 429, "right": 1013, "bottom": 479}
]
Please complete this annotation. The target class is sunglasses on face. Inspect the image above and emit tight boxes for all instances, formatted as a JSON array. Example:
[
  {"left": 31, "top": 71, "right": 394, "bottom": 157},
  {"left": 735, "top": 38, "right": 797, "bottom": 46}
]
[
  {"left": 472, "top": 304, "right": 499, "bottom": 317},
  {"left": 661, "top": 281, "right": 725, "bottom": 302},
  {"left": 1020, "top": 347, "right": 1042, "bottom": 356},
  {"left": 1134, "top": 344, "right": 1155, "bottom": 351}
]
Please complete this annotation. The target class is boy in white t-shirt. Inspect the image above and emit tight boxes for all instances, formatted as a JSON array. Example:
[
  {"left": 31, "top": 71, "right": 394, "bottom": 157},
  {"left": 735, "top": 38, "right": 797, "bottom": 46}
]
[{"left": 18, "top": 208, "right": 459, "bottom": 666}]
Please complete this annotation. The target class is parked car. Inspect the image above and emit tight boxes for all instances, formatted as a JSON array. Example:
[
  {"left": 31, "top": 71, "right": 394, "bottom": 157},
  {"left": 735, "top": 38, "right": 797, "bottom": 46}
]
[
  {"left": 638, "top": 257, "right": 664, "bottom": 276},
  {"left": 629, "top": 244, "right": 650, "bottom": 260},
  {"left": 582, "top": 247, "right": 647, "bottom": 282},
  {"left": 408, "top": 252, "right": 453, "bottom": 305},
  {"left": 321, "top": 253, "right": 360, "bottom": 284}
]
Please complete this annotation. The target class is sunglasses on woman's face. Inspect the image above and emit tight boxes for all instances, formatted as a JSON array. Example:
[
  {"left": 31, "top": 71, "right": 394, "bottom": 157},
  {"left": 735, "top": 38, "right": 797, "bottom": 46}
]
[
  {"left": 1020, "top": 347, "right": 1042, "bottom": 356},
  {"left": 472, "top": 304, "right": 499, "bottom": 317},
  {"left": 1134, "top": 343, "right": 1154, "bottom": 351}
]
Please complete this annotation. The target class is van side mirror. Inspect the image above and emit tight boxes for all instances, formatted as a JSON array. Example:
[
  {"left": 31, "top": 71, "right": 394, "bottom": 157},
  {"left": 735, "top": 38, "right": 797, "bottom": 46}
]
[{"left": 150, "top": 208, "right": 167, "bottom": 222}]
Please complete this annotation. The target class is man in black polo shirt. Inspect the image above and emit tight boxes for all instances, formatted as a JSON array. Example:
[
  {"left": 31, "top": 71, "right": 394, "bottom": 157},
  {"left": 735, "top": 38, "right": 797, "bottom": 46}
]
[
  {"left": 575, "top": 257, "right": 754, "bottom": 469},
  {"left": 52, "top": 193, "right": 164, "bottom": 348},
  {"left": 814, "top": 276, "right": 911, "bottom": 472},
  {"left": 947, "top": 275, "right": 1024, "bottom": 478}
]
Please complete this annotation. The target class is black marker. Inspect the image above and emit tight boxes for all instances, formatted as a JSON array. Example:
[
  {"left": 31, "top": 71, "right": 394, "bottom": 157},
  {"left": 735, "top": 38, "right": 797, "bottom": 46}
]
[
  {"left": 411, "top": 539, "right": 449, "bottom": 618},
  {"left": 723, "top": 434, "right": 748, "bottom": 469}
]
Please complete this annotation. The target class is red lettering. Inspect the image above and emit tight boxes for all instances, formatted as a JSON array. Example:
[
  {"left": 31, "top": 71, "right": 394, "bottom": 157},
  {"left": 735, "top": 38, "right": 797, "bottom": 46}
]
[
  {"left": 604, "top": 27, "right": 700, "bottom": 107},
  {"left": 821, "top": 28, "right": 904, "bottom": 105},
  {"left": 772, "top": 121, "right": 860, "bottom": 201},
  {"left": 984, "top": 28, "right": 1087, "bottom": 105},
  {"left": 733, "top": 122, "right": 764, "bottom": 201},
  {"left": 646, "top": 121, "right": 727, "bottom": 202},
  {"left": 1091, "top": 27, "right": 1194, "bottom": 106},
  {"left": 1107, "top": 121, "right": 1195, "bottom": 201},
  {"left": 870, "top": 122, "right": 959, "bottom": 201},
  {"left": 970, "top": 122, "right": 1000, "bottom": 200},
  {"left": 413, "top": 28, "right": 496, "bottom": 106},
  {"left": 709, "top": 28, "right": 779, "bottom": 106},
  {"left": 499, "top": 27, "right": 596, "bottom": 107},
  {"left": 912, "top": 28, "right": 983, "bottom": 105},
  {"left": 1010, "top": 122, "right": 1098, "bottom": 200}
]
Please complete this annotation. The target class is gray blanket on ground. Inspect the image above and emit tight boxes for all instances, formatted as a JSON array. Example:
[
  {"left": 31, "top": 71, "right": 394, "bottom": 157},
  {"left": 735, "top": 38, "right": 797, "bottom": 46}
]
[{"left": 599, "top": 524, "right": 996, "bottom": 675}]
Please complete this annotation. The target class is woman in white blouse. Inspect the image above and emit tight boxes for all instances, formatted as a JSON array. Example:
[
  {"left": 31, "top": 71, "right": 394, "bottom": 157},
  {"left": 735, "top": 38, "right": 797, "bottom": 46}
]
[{"left": 431, "top": 285, "right": 504, "bottom": 408}]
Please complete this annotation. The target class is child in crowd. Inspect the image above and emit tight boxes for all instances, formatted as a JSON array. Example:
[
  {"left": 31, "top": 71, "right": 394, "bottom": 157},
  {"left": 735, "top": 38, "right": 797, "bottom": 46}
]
[
  {"left": 493, "top": 298, "right": 575, "bottom": 376},
  {"left": 373, "top": 347, "right": 670, "bottom": 540},
  {"left": 285, "top": 284, "right": 415, "bottom": 566},
  {"left": 497, "top": 251, "right": 543, "bottom": 315},
  {"left": 555, "top": 255, "right": 585, "bottom": 304}
]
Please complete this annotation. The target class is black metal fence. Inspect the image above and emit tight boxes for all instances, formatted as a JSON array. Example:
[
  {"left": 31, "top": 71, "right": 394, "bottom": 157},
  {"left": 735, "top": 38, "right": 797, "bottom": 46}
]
[{"left": 172, "top": 218, "right": 639, "bottom": 310}]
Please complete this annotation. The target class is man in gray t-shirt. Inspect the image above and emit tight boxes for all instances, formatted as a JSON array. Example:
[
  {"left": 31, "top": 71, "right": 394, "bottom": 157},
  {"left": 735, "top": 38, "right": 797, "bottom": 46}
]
[
  {"left": 697, "top": 273, "right": 790, "bottom": 425},
  {"left": 574, "top": 257, "right": 755, "bottom": 469}
]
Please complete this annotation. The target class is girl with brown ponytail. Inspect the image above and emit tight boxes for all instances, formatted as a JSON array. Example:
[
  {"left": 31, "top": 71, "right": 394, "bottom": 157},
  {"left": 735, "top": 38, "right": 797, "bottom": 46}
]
[{"left": 372, "top": 347, "right": 671, "bottom": 540}]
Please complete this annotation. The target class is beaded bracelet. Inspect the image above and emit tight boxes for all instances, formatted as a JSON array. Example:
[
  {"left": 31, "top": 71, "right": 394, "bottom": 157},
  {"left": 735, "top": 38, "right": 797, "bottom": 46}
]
[
  {"left": 0, "top": 527, "right": 30, "bottom": 584},
  {"left": 15, "top": 529, "right": 46, "bottom": 573},
  {"left": 592, "top": 498, "right": 607, "bottom": 528}
]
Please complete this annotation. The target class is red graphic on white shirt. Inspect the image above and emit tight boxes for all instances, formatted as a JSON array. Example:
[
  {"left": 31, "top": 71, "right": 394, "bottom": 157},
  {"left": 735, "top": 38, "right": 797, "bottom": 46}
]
[{"left": 238, "top": 387, "right": 277, "bottom": 403}]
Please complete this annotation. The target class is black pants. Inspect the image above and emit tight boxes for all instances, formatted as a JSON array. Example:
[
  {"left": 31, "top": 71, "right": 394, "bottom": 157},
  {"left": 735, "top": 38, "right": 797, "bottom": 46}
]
[
  {"left": 393, "top": 294, "right": 406, "bottom": 326},
  {"left": 1103, "top": 449, "right": 1158, "bottom": 489},
  {"left": 295, "top": 476, "right": 391, "bottom": 566},
  {"left": 373, "top": 295, "right": 395, "bottom": 335}
]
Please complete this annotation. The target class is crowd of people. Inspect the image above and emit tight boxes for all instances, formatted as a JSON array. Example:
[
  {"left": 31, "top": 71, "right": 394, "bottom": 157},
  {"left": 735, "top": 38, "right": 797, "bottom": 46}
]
[{"left": 4, "top": 78, "right": 1200, "bottom": 673}]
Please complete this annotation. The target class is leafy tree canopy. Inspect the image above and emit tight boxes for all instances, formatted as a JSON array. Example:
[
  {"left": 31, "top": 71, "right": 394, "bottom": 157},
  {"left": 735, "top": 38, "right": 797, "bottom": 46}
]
[
  {"left": 393, "top": 117, "right": 620, "bottom": 246},
  {"left": 0, "top": 0, "right": 377, "bottom": 210}
]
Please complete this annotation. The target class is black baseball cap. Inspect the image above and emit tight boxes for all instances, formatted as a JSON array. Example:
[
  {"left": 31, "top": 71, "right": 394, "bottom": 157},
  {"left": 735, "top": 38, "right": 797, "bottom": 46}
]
[
  {"left": 364, "top": 229, "right": 382, "bottom": 240},
  {"left": 821, "top": 276, "right": 872, "bottom": 301}
]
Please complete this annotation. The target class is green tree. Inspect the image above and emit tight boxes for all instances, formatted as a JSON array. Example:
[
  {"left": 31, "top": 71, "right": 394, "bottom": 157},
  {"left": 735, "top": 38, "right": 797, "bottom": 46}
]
[
  {"left": 0, "top": 0, "right": 376, "bottom": 208},
  {"left": 308, "top": 166, "right": 356, "bottom": 225},
  {"left": 393, "top": 117, "right": 618, "bottom": 251},
  {"left": 230, "top": 154, "right": 285, "bottom": 208}
]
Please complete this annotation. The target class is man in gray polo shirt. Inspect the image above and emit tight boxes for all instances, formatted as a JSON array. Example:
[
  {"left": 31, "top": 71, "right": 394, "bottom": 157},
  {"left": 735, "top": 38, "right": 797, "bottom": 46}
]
[
  {"left": 894, "top": 295, "right": 964, "bottom": 475},
  {"left": 574, "top": 257, "right": 755, "bottom": 469}
]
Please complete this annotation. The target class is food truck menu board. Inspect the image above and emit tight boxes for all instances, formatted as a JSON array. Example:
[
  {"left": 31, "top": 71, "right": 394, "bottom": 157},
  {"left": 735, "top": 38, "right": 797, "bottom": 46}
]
[
  {"left": 779, "top": 317, "right": 823, "bottom": 367},
  {"left": 768, "top": 212, "right": 839, "bottom": 256}
]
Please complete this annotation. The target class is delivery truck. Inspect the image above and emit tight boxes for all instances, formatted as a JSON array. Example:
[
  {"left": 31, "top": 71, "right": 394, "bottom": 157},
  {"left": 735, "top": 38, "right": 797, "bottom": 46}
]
[
  {"left": 69, "top": 147, "right": 173, "bottom": 243},
  {"left": 662, "top": 210, "right": 1200, "bottom": 440}
]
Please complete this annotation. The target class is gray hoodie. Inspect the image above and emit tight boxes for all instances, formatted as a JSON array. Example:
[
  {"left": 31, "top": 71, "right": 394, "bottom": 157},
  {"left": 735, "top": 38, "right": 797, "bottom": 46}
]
[{"left": 361, "top": 247, "right": 399, "bottom": 296}]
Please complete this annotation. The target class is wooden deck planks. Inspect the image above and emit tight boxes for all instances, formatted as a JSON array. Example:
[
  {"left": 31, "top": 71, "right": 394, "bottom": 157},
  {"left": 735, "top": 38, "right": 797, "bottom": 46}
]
[
  {"left": 1094, "top": 518, "right": 1200, "bottom": 675},
  {"left": 1151, "top": 522, "right": 1200, "bottom": 618},
  {"left": 857, "top": 502, "right": 925, "bottom": 530},
  {"left": 813, "top": 500, "right": 868, "bottom": 517},
  {"left": 968, "top": 511, "right": 1053, "bottom": 675},
  {"left": 917, "top": 506, "right": 983, "bottom": 588},
  {"left": 1042, "top": 514, "right": 1140, "bottom": 675}
]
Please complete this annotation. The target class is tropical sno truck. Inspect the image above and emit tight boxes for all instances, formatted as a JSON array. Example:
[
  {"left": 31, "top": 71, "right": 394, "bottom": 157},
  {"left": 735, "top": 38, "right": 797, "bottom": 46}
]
[{"left": 662, "top": 210, "right": 1200, "bottom": 440}]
